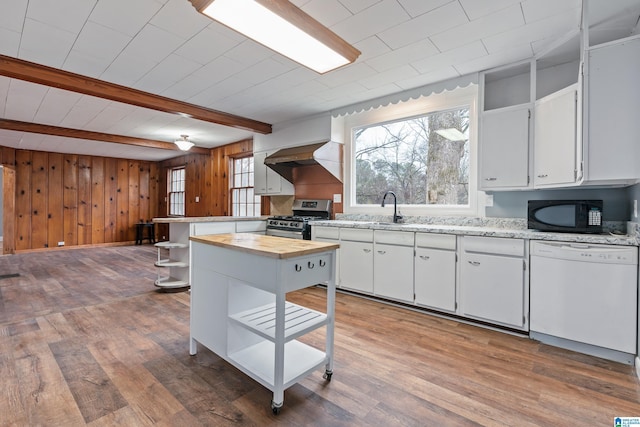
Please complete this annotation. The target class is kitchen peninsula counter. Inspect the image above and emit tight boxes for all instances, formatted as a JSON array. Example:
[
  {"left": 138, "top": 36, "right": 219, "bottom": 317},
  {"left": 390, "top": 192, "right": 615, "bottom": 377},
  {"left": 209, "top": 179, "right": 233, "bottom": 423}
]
[
  {"left": 153, "top": 215, "right": 267, "bottom": 223},
  {"left": 189, "top": 233, "right": 338, "bottom": 413}
]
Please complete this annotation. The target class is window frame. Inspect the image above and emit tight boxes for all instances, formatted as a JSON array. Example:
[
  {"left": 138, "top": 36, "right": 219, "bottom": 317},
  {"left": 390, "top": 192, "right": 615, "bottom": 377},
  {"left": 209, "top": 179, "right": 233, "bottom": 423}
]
[
  {"left": 343, "top": 85, "right": 480, "bottom": 217},
  {"left": 167, "top": 166, "right": 186, "bottom": 217},
  {"left": 229, "top": 155, "right": 261, "bottom": 217}
]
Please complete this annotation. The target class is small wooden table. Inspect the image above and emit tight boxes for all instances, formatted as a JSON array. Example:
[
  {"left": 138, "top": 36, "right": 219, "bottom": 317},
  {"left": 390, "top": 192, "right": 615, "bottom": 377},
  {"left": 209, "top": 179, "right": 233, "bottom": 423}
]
[{"left": 189, "top": 233, "right": 339, "bottom": 414}]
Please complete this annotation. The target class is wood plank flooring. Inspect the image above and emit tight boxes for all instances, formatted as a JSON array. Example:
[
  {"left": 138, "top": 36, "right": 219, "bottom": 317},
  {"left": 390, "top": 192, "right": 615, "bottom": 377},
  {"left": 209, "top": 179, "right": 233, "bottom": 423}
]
[{"left": 0, "top": 245, "right": 639, "bottom": 426}]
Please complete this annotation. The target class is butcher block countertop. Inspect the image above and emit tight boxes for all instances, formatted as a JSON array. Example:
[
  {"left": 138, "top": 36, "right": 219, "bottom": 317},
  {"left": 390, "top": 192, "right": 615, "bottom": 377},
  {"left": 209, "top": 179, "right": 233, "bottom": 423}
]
[{"left": 190, "top": 233, "right": 339, "bottom": 259}]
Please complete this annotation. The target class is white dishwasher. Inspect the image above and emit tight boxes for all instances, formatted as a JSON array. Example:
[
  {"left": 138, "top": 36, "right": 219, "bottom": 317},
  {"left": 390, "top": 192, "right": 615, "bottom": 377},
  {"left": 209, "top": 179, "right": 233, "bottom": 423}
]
[{"left": 530, "top": 240, "right": 638, "bottom": 364}]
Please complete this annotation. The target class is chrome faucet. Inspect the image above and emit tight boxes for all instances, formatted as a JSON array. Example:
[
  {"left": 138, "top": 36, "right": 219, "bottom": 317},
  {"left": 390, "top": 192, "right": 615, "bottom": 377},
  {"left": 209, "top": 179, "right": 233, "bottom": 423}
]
[{"left": 381, "top": 191, "right": 403, "bottom": 223}]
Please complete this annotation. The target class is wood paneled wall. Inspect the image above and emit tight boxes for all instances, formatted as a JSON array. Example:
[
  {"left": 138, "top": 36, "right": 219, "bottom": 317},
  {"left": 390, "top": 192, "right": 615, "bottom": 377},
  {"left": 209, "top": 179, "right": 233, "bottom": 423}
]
[{"left": 1, "top": 147, "right": 159, "bottom": 252}]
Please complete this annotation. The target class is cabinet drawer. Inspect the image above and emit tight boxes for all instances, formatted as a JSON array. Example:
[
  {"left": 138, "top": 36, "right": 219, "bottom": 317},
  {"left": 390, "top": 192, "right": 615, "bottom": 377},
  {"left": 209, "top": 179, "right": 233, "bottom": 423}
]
[
  {"left": 313, "top": 226, "right": 339, "bottom": 240},
  {"left": 374, "top": 230, "right": 414, "bottom": 246},
  {"left": 340, "top": 228, "right": 373, "bottom": 242},
  {"left": 415, "top": 233, "right": 456, "bottom": 250},
  {"left": 463, "top": 236, "right": 524, "bottom": 257}
]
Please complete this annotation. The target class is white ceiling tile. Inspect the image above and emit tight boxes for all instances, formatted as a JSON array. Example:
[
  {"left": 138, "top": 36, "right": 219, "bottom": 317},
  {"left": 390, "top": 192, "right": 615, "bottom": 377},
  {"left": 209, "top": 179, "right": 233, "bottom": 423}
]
[
  {"left": 193, "top": 77, "right": 255, "bottom": 107},
  {"left": 70, "top": 21, "right": 132, "bottom": 68},
  {"left": 0, "top": 0, "right": 27, "bottom": 32},
  {"left": 233, "top": 58, "right": 293, "bottom": 86},
  {"left": 150, "top": 0, "right": 210, "bottom": 39},
  {"left": 458, "top": 0, "right": 522, "bottom": 21},
  {"left": 484, "top": 10, "right": 578, "bottom": 54},
  {"left": 33, "top": 88, "right": 82, "bottom": 125},
  {"left": 521, "top": 0, "right": 581, "bottom": 24},
  {"left": 316, "top": 62, "right": 378, "bottom": 88},
  {"left": 59, "top": 96, "right": 110, "bottom": 129},
  {"left": 0, "top": 130, "right": 23, "bottom": 147},
  {"left": 161, "top": 74, "right": 211, "bottom": 101},
  {"left": 397, "top": 0, "right": 454, "bottom": 18},
  {"left": 358, "top": 65, "right": 419, "bottom": 89},
  {"left": 86, "top": 105, "right": 135, "bottom": 132},
  {"left": 26, "top": 0, "right": 96, "bottom": 34},
  {"left": 0, "top": 28, "right": 20, "bottom": 57},
  {"left": 135, "top": 54, "right": 201, "bottom": 93},
  {"left": 191, "top": 56, "right": 245, "bottom": 84},
  {"left": 297, "top": 0, "right": 353, "bottom": 26},
  {"left": 378, "top": 1, "right": 468, "bottom": 49},
  {"left": 174, "top": 27, "right": 241, "bottom": 65},
  {"left": 222, "top": 40, "right": 274, "bottom": 66},
  {"left": 62, "top": 49, "right": 112, "bottom": 78},
  {"left": 90, "top": 0, "right": 164, "bottom": 38},
  {"left": 331, "top": 0, "right": 410, "bottom": 43},
  {"left": 412, "top": 41, "right": 487, "bottom": 74},
  {"left": 338, "top": 0, "right": 383, "bottom": 14},
  {"left": 395, "top": 66, "right": 461, "bottom": 90},
  {"left": 99, "top": 51, "right": 159, "bottom": 87},
  {"left": 0, "top": 77, "right": 9, "bottom": 117},
  {"left": 18, "top": 19, "right": 76, "bottom": 68},
  {"left": 121, "top": 24, "right": 185, "bottom": 64},
  {"left": 5, "top": 80, "right": 48, "bottom": 122},
  {"left": 430, "top": 4, "right": 525, "bottom": 52},
  {"left": 353, "top": 36, "right": 392, "bottom": 62},
  {"left": 455, "top": 42, "right": 534, "bottom": 75},
  {"left": 365, "top": 39, "right": 439, "bottom": 72}
]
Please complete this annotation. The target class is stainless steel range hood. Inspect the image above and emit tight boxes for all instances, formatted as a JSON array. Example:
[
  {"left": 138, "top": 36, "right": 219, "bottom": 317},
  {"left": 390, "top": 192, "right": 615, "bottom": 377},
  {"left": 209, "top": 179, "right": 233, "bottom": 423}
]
[{"left": 264, "top": 141, "right": 343, "bottom": 183}]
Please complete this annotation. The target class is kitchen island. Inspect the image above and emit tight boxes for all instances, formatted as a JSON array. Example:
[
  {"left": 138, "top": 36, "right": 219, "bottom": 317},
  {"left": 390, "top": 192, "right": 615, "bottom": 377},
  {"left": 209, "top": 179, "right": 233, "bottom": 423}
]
[{"left": 189, "top": 233, "right": 339, "bottom": 413}]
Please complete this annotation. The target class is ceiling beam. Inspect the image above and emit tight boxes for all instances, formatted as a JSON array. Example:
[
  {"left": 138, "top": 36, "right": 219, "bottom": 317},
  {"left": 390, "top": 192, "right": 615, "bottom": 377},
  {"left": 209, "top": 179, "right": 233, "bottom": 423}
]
[
  {"left": 0, "top": 119, "right": 211, "bottom": 154},
  {"left": 0, "top": 54, "right": 272, "bottom": 134}
]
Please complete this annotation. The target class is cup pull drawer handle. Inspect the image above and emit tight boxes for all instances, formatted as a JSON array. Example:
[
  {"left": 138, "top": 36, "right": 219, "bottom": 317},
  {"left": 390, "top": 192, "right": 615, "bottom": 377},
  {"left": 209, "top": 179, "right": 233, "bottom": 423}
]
[
  {"left": 363, "top": 249, "right": 371, "bottom": 253},
  {"left": 295, "top": 264, "right": 302, "bottom": 272},
  {"left": 308, "top": 261, "right": 315, "bottom": 269},
  {"left": 377, "top": 250, "right": 386, "bottom": 255}
]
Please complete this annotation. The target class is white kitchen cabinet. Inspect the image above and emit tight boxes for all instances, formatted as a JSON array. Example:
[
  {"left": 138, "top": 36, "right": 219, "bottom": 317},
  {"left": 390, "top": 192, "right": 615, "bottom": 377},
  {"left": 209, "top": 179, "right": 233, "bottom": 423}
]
[
  {"left": 311, "top": 226, "right": 340, "bottom": 287},
  {"left": 533, "top": 84, "right": 578, "bottom": 187},
  {"left": 373, "top": 230, "right": 414, "bottom": 303},
  {"left": 583, "top": 36, "right": 640, "bottom": 185},
  {"left": 479, "top": 60, "right": 533, "bottom": 191},
  {"left": 339, "top": 228, "right": 373, "bottom": 294},
  {"left": 414, "top": 233, "right": 456, "bottom": 313},
  {"left": 459, "top": 236, "right": 528, "bottom": 330},
  {"left": 479, "top": 106, "right": 530, "bottom": 189},
  {"left": 254, "top": 151, "right": 294, "bottom": 195}
]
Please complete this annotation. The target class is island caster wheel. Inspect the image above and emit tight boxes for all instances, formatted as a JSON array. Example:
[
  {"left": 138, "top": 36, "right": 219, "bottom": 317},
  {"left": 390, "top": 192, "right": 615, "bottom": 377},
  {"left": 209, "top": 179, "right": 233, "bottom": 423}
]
[
  {"left": 323, "top": 369, "right": 333, "bottom": 381},
  {"left": 271, "top": 401, "right": 282, "bottom": 415}
]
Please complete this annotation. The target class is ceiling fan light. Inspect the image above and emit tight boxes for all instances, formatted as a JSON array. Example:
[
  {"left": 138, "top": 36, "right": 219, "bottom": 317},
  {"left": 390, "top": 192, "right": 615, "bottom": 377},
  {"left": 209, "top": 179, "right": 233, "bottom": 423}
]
[{"left": 194, "top": 0, "right": 360, "bottom": 74}]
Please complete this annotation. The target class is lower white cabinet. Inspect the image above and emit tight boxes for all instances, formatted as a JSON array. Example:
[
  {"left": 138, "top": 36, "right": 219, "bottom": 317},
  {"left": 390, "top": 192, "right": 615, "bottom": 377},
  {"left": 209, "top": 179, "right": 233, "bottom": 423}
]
[
  {"left": 373, "top": 230, "right": 414, "bottom": 303},
  {"left": 414, "top": 233, "right": 457, "bottom": 312},
  {"left": 338, "top": 229, "right": 373, "bottom": 293},
  {"left": 459, "top": 236, "right": 528, "bottom": 330}
]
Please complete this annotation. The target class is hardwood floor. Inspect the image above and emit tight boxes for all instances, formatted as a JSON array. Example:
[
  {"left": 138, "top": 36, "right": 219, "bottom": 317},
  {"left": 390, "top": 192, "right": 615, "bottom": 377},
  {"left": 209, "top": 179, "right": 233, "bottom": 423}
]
[{"left": 0, "top": 245, "right": 639, "bottom": 426}]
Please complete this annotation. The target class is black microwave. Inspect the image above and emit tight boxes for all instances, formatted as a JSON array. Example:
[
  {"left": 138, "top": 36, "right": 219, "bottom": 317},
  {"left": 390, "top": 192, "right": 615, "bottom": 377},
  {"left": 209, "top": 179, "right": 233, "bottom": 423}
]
[{"left": 527, "top": 200, "right": 603, "bottom": 233}]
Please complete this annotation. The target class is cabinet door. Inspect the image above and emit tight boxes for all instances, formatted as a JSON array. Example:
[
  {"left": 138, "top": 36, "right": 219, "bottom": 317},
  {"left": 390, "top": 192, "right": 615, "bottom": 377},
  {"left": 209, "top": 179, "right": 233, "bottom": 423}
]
[
  {"left": 253, "top": 151, "right": 269, "bottom": 194},
  {"left": 374, "top": 244, "right": 414, "bottom": 303},
  {"left": 339, "top": 240, "right": 373, "bottom": 293},
  {"left": 480, "top": 106, "right": 530, "bottom": 189},
  {"left": 414, "top": 248, "right": 456, "bottom": 312},
  {"left": 460, "top": 253, "right": 525, "bottom": 328},
  {"left": 533, "top": 86, "right": 577, "bottom": 187},
  {"left": 253, "top": 151, "right": 294, "bottom": 195}
]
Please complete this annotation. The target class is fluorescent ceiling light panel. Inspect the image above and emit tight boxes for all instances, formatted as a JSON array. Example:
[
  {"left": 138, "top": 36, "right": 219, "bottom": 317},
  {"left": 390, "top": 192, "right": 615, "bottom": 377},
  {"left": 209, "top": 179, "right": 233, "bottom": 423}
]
[
  {"left": 192, "top": 0, "right": 360, "bottom": 73},
  {"left": 435, "top": 128, "right": 467, "bottom": 141}
]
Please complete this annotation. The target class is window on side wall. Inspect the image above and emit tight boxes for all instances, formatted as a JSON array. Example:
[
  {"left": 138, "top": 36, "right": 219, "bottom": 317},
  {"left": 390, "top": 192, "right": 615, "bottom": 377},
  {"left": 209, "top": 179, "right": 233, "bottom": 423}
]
[
  {"left": 168, "top": 166, "right": 186, "bottom": 216},
  {"left": 231, "top": 156, "right": 261, "bottom": 216},
  {"left": 344, "top": 86, "right": 478, "bottom": 216}
]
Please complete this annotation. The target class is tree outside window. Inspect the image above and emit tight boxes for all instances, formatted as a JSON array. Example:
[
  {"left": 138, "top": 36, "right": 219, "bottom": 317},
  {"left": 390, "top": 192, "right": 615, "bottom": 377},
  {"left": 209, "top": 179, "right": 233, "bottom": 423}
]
[
  {"left": 354, "top": 107, "right": 470, "bottom": 206},
  {"left": 231, "top": 156, "right": 260, "bottom": 216}
]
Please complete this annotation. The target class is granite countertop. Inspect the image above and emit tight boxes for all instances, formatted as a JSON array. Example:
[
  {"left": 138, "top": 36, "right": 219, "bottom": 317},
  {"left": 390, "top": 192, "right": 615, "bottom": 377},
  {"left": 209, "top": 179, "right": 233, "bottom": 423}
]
[
  {"left": 153, "top": 216, "right": 268, "bottom": 223},
  {"left": 312, "top": 216, "right": 640, "bottom": 246},
  {"left": 190, "top": 233, "right": 339, "bottom": 259}
]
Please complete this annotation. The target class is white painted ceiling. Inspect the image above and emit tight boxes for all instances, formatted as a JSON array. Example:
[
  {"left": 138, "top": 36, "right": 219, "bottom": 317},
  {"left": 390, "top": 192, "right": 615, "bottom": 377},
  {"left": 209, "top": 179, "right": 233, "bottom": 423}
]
[{"left": 0, "top": 0, "right": 638, "bottom": 161}]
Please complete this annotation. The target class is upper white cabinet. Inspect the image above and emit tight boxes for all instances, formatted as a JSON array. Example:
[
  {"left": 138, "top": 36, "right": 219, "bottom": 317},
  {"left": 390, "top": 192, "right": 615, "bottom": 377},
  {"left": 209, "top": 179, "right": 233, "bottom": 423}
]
[
  {"left": 533, "top": 84, "right": 578, "bottom": 187},
  {"left": 582, "top": 36, "right": 640, "bottom": 185},
  {"left": 479, "top": 61, "right": 533, "bottom": 190},
  {"left": 253, "top": 150, "right": 294, "bottom": 195}
]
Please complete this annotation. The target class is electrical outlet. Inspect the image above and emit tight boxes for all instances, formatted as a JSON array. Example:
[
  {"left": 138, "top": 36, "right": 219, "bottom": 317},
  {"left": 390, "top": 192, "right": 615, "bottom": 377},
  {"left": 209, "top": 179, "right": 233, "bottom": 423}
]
[
  {"left": 57, "top": 241, "right": 65, "bottom": 246},
  {"left": 195, "top": 196, "right": 200, "bottom": 203},
  {"left": 333, "top": 194, "right": 342, "bottom": 203},
  {"left": 485, "top": 193, "right": 494, "bottom": 207}
]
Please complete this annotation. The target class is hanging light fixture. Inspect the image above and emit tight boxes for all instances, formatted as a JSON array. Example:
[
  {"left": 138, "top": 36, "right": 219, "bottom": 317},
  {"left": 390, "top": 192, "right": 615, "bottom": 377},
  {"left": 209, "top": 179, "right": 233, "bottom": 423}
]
[
  {"left": 174, "top": 134, "right": 195, "bottom": 151},
  {"left": 188, "top": 0, "right": 361, "bottom": 74}
]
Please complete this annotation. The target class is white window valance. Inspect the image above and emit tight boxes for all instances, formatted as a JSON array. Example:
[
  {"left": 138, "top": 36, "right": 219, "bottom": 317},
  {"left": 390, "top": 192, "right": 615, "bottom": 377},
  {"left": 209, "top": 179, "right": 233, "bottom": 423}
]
[{"left": 330, "top": 73, "right": 478, "bottom": 118}]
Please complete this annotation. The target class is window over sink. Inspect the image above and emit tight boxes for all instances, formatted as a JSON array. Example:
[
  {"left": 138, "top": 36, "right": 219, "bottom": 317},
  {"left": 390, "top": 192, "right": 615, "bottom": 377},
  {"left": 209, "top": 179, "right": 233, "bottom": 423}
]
[{"left": 342, "top": 85, "right": 479, "bottom": 216}]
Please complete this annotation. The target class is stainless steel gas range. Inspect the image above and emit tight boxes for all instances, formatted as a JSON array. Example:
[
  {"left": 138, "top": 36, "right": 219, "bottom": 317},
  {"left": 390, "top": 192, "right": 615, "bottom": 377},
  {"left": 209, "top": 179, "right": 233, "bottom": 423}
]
[{"left": 266, "top": 199, "right": 332, "bottom": 240}]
